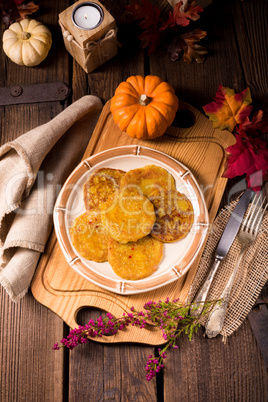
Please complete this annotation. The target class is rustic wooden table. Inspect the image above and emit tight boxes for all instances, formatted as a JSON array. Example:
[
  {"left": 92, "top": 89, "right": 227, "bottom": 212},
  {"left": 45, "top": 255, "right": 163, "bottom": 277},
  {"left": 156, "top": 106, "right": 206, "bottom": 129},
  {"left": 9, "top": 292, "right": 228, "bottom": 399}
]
[{"left": 1, "top": 0, "right": 267, "bottom": 401}]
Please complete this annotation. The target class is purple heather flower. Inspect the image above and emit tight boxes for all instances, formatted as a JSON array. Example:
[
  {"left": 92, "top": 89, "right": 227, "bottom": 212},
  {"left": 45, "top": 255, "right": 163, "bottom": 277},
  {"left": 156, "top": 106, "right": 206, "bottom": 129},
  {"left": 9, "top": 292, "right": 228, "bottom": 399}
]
[{"left": 53, "top": 297, "right": 204, "bottom": 382}]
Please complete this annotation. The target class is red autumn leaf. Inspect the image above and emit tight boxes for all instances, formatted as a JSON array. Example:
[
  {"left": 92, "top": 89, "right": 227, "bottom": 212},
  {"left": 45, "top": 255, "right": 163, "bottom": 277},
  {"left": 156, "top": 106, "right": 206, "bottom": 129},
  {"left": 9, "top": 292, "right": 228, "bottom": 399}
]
[
  {"left": 160, "top": 10, "right": 176, "bottom": 31},
  {"left": 139, "top": 1, "right": 161, "bottom": 30},
  {"left": 182, "top": 0, "right": 204, "bottom": 21},
  {"left": 160, "top": 0, "right": 203, "bottom": 30},
  {"left": 125, "top": 0, "right": 144, "bottom": 19},
  {"left": 138, "top": 26, "right": 162, "bottom": 54},
  {"left": 125, "top": 0, "right": 139, "bottom": 14},
  {"left": 126, "top": 0, "right": 162, "bottom": 29},
  {"left": 168, "top": 29, "right": 207, "bottom": 63},
  {"left": 126, "top": 0, "right": 156, "bottom": 20},
  {"left": 238, "top": 110, "right": 268, "bottom": 137},
  {"left": 223, "top": 133, "right": 268, "bottom": 190},
  {"left": 203, "top": 85, "right": 253, "bottom": 131},
  {"left": 126, "top": 0, "right": 163, "bottom": 54}
]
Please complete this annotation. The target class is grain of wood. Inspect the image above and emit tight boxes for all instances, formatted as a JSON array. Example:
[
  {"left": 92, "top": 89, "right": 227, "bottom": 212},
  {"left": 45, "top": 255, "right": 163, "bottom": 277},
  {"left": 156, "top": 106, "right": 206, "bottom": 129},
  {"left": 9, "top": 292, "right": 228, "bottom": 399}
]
[
  {"left": 69, "top": 339, "right": 157, "bottom": 401},
  {"left": 0, "top": 289, "right": 65, "bottom": 402},
  {"left": 152, "top": 0, "right": 268, "bottom": 400},
  {"left": 0, "top": 1, "right": 71, "bottom": 401},
  {"left": 0, "top": 0, "right": 267, "bottom": 400},
  {"left": 164, "top": 322, "right": 268, "bottom": 402},
  {"left": 230, "top": 0, "right": 268, "bottom": 111}
]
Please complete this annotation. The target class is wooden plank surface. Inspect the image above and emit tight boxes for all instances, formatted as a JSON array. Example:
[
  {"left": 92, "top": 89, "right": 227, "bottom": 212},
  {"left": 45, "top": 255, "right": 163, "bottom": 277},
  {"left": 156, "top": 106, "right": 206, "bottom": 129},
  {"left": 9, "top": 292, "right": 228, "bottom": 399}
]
[
  {"left": 0, "top": 1, "right": 69, "bottom": 401},
  {"left": 0, "top": 0, "right": 267, "bottom": 401},
  {"left": 154, "top": 0, "right": 268, "bottom": 399}
]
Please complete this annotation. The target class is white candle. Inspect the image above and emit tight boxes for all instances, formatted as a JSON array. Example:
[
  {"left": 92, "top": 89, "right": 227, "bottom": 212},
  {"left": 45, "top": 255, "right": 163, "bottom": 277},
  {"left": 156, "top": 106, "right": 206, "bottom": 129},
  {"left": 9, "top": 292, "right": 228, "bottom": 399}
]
[{"left": 72, "top": 2, "right": 103, "bottom": 30}]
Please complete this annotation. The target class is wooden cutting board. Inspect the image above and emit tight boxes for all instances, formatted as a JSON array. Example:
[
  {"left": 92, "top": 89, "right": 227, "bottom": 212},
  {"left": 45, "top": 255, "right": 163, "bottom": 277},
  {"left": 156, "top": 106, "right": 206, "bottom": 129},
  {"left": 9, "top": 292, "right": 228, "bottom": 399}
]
[{"left": 31, "top": 100, "right": 235, "bottom": 345}]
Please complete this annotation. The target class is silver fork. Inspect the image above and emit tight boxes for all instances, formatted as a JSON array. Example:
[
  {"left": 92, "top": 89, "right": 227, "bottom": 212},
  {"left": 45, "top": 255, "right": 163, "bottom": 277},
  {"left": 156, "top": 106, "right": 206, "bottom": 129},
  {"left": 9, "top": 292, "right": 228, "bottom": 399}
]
[{"left": 205, "top": 193, "right": 267, "bottom": 338}]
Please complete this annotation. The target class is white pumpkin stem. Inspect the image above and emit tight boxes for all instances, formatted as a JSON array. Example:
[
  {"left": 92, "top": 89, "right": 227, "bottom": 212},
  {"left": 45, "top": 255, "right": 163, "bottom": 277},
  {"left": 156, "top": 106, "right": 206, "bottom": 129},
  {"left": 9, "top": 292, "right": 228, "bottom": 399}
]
[
  {"left": 21, "top": 32, "right": 31, "bottom": 40},
  {"left": 139, "top": 94, "right": 150, "bottom": 106}
]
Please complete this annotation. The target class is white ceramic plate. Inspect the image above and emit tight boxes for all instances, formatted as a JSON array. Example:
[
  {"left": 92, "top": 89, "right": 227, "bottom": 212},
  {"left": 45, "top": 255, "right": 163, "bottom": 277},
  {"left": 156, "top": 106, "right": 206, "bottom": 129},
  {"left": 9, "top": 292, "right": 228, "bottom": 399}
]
[{"left": 53, "top": 145, "right": 209, "bottom": 294}]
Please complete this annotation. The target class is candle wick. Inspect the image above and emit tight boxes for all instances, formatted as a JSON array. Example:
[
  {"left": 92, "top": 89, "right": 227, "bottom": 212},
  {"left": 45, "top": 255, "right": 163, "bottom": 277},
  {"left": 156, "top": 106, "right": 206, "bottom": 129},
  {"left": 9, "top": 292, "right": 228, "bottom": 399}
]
[{"left": 84, "top": 14, "right": 87, "bottom": 19}]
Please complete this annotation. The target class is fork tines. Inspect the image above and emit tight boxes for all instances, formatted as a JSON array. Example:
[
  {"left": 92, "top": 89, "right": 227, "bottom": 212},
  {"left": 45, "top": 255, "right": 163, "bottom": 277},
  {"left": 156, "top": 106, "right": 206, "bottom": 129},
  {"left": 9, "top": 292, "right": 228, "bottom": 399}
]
[{"left": 243, "top": 193, "right": 268, "bottom": 234}]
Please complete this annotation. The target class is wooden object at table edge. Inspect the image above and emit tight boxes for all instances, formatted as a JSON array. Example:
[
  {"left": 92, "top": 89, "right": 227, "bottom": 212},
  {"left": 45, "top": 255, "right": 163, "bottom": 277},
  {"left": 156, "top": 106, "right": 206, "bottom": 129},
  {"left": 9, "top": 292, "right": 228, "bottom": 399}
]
[
  {"left": 59, "top": 0, "right": 118, "bottom": 73},
  {"left": 31, "top": 100, "right": 235, "bottom": 346}
]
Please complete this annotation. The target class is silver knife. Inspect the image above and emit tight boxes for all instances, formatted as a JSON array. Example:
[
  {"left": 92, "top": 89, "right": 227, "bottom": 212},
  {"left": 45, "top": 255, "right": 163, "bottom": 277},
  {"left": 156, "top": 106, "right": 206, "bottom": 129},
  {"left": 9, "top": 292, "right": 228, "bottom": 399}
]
[{"left": 190, "top": 188, "right": 254, "bottom": 317}]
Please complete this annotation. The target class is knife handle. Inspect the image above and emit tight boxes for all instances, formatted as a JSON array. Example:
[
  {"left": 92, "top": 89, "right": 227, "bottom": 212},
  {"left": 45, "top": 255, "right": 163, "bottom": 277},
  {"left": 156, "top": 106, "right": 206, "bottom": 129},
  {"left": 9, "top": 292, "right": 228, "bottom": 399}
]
[
  {"left": 190, "top": 257, "right": 222, "bottom": 317},
  {"left": 205, "top": 245, "right": 246, "bottom": 338}
]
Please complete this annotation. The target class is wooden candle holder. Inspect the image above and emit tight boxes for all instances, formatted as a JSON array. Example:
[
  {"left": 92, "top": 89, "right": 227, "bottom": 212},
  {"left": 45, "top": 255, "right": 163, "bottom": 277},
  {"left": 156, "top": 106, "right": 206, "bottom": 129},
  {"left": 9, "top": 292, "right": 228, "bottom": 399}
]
[{"left": 59, "top": 0, "right": 118, "bottom": 73}]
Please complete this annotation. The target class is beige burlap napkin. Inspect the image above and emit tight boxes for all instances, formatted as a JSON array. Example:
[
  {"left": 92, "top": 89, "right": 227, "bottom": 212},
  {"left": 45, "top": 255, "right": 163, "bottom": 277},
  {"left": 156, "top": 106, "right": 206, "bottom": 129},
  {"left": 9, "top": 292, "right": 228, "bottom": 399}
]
[
  {"left": 187, "top": 197, "right": 268, "bottom": 340},
  {"left": 0, "top": 95, "right": 103, "bottom": 301}
]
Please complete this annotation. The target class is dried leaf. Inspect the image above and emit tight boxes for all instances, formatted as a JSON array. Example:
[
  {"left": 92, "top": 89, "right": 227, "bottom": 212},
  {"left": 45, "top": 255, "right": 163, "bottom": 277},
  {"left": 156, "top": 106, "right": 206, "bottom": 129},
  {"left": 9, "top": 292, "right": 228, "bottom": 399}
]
[
  {"left": 126, "top": 0, "right": 151, "bottom": 20},
  {"left": 126, "top": 0, "right": 163, "bottom": 54},
  {"left": 0, "top": 0, "right": 20, "bottom": 28},
  {"left": 138, "top": 27, "right": 162, "bottom": 55},
  {"left": 168, "top": 29, "right": 207, "bottom": 63},
  {"left": 160, "top": 1, "right": 203, "bottom": 30},
  {"left": 181, "top": 29, "right": 207, "bottom": 63},
  {"left": 17, "top": 1, "right": 39, "bottom": 19},
  {"left": 238, "top": 110, "right": 268, "bottom": 137},
  {"left": 182, "top": 0, "right": 204, "bottom": 22},
  {"left": 168, "top": 36, "right": 186, "bottom": 61},
  {"left": 160, "top": 10, "right": 177, "bottom": 31},
  {"left": 126, "top": 0, "right": 206, "bottom": 58},
  {"left": 0, "top": 0, "right": 38, "bottom": 28},
  {"left": 223, "top": 133, "right": 268, "bottom": 190},
  {"left": 203, "top": 85, "right": 253, "bottom": 131},
  {"left": 126, "top": 0, "right": 162, "bottom": 28}
]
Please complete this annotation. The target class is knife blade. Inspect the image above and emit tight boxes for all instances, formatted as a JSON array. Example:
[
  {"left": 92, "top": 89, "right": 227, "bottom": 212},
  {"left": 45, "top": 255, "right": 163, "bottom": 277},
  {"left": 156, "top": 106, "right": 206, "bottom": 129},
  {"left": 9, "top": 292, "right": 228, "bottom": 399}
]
[{"left": 190, "top": 188, "right": 254, "bottom": 317}]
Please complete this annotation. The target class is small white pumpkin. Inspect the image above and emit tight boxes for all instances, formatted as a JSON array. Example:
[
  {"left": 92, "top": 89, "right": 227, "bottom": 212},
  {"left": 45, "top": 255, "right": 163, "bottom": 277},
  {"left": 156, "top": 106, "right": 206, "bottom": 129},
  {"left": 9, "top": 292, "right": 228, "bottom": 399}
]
[{"left": 3, "top": 19, "right": 52, "bottom": 67}]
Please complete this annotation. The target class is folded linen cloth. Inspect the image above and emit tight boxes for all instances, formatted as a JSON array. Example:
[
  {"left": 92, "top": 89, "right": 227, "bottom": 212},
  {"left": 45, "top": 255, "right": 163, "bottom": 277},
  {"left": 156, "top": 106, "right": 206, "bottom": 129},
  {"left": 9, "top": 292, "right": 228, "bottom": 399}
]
[
  {"left": 0, "top": 95, "right": 103, "bottom": 301},
  {"left": 187, "top": 197, "right": 268, "bottom": 340}
]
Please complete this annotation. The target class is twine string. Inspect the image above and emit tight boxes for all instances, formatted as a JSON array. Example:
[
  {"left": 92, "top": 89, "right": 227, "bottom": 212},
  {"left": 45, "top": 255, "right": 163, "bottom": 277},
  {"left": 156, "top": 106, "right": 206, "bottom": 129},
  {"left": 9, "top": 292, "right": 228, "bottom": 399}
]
[{"left": 59, "top": 21, "right": 118, "bottom": 66}]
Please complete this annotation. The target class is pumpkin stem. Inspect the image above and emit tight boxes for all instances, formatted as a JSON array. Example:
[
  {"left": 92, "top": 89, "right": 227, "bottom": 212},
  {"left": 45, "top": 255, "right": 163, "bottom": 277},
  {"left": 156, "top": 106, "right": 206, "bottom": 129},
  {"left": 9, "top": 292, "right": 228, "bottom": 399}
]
[
  {"left": 139, "top": 94, "right": 150, "bottom": 106},
  {"left": 21, "top": 32, "right": 31, "bottom": 40}
]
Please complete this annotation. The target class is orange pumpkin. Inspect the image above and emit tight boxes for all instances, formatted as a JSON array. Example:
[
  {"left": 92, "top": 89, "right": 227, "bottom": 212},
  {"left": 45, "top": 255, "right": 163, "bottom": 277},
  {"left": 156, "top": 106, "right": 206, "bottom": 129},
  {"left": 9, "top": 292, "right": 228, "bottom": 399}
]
[{"left": 110, "top": 75, "right": 179, "bottom": 140}]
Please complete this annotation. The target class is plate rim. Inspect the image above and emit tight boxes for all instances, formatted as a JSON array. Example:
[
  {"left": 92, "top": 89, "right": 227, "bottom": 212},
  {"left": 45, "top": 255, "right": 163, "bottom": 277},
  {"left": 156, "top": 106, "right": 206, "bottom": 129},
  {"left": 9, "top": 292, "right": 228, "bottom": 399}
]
[{"left": 53, "top": 145, "right": 209, "bottom": 295}]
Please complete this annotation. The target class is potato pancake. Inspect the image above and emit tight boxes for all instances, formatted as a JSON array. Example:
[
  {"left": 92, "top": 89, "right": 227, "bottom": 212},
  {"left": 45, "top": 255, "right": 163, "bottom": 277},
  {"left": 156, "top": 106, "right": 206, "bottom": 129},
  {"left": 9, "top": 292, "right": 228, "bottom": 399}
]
[
  {"left": 83, "top": 167, "right": 125, "bottom": 211},
  {"left": 148, "top": 189, "right": 194, "bottom": 242},
  {"left": 70, "top": 211, "right": 110, "bottom": 262},
  {"left": 120, "top": 164, "right": 176, "bottom": 198},
  {"left": 101, "top": 188, "right": 155, "bottom": 243},
  {"left": 108, "top": 236, "right": 163, "bottom": 280}
]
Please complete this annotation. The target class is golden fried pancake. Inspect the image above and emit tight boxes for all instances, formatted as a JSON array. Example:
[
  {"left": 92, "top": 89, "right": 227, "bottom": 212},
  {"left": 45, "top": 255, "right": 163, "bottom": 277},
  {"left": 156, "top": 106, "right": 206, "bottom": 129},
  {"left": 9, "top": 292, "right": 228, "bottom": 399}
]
[
  {"left": 83, "top": 168, "right": 125, "bottom": 212},
  {"left": 108, "top": 235, "right": 163, "bottom": 280},
  {"left": 70, "top": 211, "right": 110, "bottom": 262},
  {"left": 101, "top": 188, "right": 155, "bottom": 243},
  {"left": 120, "top": 164, "right": 176, "bottom": 198},
  {"left": 148, "top": 189, "right": 194, "bottom": 242}
]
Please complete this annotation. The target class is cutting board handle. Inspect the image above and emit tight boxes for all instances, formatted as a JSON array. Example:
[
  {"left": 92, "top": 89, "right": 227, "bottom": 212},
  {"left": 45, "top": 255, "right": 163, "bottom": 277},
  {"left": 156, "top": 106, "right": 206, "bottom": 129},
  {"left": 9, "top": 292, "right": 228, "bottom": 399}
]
[{"left": 60, "top": 295, "right": 165, "bottom": 345}]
